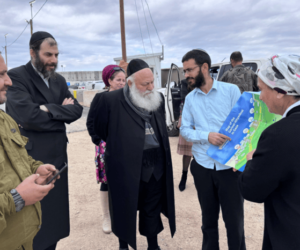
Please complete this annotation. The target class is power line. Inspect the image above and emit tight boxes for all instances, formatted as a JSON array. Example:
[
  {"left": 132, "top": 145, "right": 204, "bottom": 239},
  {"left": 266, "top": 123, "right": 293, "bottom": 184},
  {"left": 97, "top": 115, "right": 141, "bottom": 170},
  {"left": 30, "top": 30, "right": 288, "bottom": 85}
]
[
  {"left": 134, "top": 0, "right": 147, "bottom": 55},
  {"left": 144, "top": 0, "right": 163, "bottom": 46},
  {"left": 4, "top": 0, "right": 49, "bottom": 49},
  {"left": 141, "top": 0, "right": 154, "bottom": 55},
  {"left": 32, "top": 0, "right": 49, "bottom": 19},
  {"left": 7, "top": 23, "right": 30, "bottom": 47}
]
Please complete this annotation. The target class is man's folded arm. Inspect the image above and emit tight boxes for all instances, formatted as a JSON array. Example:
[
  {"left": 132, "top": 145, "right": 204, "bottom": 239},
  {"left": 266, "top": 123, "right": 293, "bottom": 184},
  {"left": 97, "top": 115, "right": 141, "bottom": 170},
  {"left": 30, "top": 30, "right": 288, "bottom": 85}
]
[
  {"left": 45, "top": 86, "right": 83, "bottom": 124},
  {"left": 7, "top": 75, "right": 65, "bottom": 132},
  {"left": 0, "top": 192, "right": 16, "bottom": 234},
  {"left": 180, "top": 99, "right": 209, "bottom": 143}
]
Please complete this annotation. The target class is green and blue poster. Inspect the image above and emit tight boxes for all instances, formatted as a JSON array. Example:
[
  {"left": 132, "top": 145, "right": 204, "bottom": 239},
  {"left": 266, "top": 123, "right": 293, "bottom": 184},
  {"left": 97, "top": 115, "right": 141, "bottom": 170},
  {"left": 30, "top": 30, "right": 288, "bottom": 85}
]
[{"left": 207, "top": 92, "right": 281, "bottom": 171}]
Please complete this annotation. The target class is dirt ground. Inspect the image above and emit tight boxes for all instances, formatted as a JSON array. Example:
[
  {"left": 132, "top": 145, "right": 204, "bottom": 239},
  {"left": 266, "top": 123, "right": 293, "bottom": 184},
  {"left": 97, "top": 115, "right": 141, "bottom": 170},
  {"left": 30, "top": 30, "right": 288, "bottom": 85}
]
[{"left": 56, "top": 115, "right": 264, "bottom": 250}]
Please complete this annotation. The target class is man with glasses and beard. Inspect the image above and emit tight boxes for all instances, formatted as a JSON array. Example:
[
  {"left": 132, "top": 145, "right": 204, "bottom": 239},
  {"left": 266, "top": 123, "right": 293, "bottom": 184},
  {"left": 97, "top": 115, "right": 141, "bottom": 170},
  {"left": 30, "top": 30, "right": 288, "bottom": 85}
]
[
  {"left": 93, "top": 59, "right": 175, "bottom": 250},
  {"left": 180, "top": 49, "right": 246, "bottom": 250},
  {"left": 6, "top": 31, "right": 83, "bottom": 250}
]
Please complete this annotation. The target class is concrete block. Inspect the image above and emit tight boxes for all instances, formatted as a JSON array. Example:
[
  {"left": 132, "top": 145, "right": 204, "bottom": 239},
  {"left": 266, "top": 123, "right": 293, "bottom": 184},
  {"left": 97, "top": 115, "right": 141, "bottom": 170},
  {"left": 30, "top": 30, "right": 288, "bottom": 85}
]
[
  {"left": 83, "top": 90, "right": 102, "bottom": 107},
  {"left": 71, "top": 89, "right": 84, "bottom": 103}
]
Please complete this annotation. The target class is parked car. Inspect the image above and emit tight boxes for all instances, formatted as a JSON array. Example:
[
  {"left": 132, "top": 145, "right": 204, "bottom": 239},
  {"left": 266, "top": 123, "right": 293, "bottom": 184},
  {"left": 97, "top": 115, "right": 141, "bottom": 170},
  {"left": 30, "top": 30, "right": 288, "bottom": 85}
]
[
  {"left": 163, "top": 59, "right": 268, "bottom": 137},
  {"left": 94, "top": 81, "right": 105, "bottom": 90},
  {"left": 68, "top": 82, "right": 80, "bottom": 89},
  {"left": 85, "top": 82, "right": 95, "bottom": 90},
  {"left": 78, "top": 82, "right": 86, "bottom": 90}
]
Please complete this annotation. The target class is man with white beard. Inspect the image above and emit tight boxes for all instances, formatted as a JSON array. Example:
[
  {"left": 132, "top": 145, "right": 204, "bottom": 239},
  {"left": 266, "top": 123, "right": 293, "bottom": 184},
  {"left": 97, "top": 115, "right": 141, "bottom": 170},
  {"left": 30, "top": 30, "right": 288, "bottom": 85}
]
[{"left": 92, "top": 59, "right": 176, "bottom": 250}]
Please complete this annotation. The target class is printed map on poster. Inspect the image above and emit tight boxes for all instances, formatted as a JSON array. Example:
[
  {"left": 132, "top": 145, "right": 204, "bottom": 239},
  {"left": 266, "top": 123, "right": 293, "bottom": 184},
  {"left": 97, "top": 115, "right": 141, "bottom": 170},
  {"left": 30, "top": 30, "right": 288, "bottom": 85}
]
[{"left": 207, "top": 92, "right": 281, "bottom": 172}]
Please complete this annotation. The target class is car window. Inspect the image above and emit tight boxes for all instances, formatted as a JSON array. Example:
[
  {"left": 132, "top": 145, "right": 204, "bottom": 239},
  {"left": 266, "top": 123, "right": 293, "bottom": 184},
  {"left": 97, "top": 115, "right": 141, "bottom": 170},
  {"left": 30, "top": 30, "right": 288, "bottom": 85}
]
[
  {"left": 217, "top": 63, "right": 258, "bottom": 80},
  {"left": 210, "top": 67, "right": 220, "bottom": 79},
  {"left": 243, "top": 63, "right": 257, "bottom": 72}
]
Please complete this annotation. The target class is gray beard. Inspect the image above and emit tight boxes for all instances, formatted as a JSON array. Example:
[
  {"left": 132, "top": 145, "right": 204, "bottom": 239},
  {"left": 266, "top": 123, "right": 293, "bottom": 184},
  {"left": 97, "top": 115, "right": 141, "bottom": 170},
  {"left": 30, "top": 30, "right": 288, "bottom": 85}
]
[{"left": 129, "top": 83, "right": 162, "bottom": 112}]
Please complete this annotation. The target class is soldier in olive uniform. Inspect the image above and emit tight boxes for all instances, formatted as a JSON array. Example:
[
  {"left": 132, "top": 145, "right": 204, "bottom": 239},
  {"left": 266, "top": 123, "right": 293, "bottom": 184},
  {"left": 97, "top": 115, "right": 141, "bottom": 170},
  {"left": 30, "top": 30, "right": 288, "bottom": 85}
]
[
  {"left": 220, "top": 51, "right": 258, "bottom": 93},
  {"left": 0, "top": 55, "right": 57, "bottom": 250}
]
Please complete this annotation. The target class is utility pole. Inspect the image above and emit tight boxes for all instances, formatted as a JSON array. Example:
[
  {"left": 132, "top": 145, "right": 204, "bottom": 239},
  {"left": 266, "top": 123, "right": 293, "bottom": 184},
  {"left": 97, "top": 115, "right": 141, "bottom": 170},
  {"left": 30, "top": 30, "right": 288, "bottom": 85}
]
[
  {"left": 119, "top": 0, "right": 127, "bottom": 62},
  {"left": 30, "top": 19, "right": 33, "bottom": 36},
  {"left": 4, "top": 34, "right": 8, "bottom": 66},
  {"left": 29, "top": 0, "right": 36, "bottom": 36}
]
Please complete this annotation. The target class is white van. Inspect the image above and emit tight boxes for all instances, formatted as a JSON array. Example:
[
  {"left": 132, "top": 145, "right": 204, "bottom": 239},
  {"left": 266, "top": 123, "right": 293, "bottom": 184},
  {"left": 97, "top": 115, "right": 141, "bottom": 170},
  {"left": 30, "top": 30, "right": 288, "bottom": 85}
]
[{"left": 161, "top": 59, "right": 268, "bottom": 136}]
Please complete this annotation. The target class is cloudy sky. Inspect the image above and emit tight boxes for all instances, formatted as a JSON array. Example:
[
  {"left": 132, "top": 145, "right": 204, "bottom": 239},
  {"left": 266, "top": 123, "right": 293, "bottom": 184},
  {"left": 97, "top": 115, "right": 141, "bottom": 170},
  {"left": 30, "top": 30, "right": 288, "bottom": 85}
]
[{"left": 1, "top": 0, "right": 299, "bottom": 72}]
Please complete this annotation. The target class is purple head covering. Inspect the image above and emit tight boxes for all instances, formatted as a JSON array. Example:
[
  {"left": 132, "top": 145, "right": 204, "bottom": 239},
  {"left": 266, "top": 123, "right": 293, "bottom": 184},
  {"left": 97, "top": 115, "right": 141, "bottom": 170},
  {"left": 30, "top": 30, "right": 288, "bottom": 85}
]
[{"left": 102, "top": 65, "right": 125, "bottom": 87}]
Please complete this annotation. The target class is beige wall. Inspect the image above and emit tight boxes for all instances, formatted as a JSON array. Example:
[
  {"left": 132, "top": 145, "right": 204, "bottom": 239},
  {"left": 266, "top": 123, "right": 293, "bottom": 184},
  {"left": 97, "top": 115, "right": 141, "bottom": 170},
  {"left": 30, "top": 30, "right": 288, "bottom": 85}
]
[{"left": 59, "top": 71, "right": 102, "bottom": 83}]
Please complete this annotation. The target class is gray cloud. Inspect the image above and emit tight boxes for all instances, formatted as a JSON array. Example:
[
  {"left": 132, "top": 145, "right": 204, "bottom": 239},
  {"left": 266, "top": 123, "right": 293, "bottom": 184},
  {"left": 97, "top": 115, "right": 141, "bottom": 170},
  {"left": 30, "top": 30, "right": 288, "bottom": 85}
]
[{"left": 0, "top": 0, "right": 299, "bottom": 72}]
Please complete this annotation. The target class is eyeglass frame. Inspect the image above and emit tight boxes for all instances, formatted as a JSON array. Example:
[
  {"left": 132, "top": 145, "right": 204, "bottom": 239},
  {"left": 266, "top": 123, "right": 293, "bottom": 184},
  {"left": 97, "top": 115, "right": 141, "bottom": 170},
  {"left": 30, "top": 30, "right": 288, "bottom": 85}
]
[{"left": 182, "top": 64, "right": 202, "bottom": 76}]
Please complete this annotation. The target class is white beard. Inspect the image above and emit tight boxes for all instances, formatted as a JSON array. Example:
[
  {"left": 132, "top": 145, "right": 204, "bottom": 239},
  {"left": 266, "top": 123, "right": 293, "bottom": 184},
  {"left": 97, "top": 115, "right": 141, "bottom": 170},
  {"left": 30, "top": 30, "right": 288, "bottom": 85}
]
[{"left": 129, "top": 83, "right": 162, "bottom": 112}]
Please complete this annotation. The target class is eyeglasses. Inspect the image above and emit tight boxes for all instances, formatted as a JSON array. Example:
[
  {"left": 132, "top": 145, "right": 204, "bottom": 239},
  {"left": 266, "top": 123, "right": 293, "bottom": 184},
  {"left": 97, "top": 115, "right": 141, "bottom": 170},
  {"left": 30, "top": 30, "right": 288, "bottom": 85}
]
[
  {"left": 112, "top": 67, "right": 125, "bottom": 73},
  {"left": 182, "top": 65, "right": 201, "bottom": 76}
]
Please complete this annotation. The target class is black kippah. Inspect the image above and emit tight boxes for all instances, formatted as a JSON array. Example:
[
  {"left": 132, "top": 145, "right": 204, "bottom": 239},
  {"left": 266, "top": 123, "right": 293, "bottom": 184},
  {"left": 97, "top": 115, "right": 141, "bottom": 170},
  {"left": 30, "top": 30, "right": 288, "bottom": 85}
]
[
  {"left": 127, "top": 59, "right": 150, "bottom": 77},
  {"left": 29, "top": 31, "right": 55, "bottom": 45}
]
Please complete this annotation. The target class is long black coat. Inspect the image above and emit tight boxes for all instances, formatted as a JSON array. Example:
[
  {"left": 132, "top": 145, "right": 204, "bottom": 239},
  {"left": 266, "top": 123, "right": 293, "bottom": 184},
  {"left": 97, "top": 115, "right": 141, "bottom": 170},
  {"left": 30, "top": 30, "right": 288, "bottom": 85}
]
[
  {"left": 86, "top": 91, "right": 107, "bottom": 145},
  {"left": 6, "top": 62, "right": 83, "bottom": 250},
  {"left": 238, "top": 105, "right": 300, "bottom": 250},
  {"left": 93, "top": 88, "right": 176, "bottom": 249}
]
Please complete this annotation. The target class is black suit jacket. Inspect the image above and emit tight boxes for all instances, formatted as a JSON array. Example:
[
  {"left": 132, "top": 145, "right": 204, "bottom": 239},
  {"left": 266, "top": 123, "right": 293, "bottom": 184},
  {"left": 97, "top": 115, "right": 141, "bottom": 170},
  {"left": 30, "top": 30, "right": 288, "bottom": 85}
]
[
  {"left": 239, "top": 105, "right": 300, "bottom": 250},
  {"left": 6, "top": 62, "right": 83, "bottom": 249},
  {"left": 92, "top": 88, "right": 176, "bottom": 249}
]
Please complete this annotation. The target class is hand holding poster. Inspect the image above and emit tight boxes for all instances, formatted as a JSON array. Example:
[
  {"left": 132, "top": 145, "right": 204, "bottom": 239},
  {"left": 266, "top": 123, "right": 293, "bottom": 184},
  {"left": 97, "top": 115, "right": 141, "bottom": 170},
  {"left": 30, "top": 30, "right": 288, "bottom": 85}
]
[{"left": 207, "top": 92, "right": 281, "bottom": 171}]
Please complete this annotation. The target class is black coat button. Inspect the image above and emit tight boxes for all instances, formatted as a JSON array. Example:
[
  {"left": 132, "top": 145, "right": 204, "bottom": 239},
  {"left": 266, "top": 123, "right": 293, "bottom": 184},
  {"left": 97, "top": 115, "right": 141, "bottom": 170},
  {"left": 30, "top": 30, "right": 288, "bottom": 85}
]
[{"left": 11, "top": 128, "right": 16, "bottom": 133}]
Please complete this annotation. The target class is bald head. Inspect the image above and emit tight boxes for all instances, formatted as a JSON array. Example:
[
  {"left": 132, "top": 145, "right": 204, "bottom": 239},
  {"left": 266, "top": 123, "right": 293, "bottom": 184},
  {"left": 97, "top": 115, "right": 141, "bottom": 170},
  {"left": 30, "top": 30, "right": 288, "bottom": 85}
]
[{"left": 0, "top": 54, "right": 12, "bottom": 104}]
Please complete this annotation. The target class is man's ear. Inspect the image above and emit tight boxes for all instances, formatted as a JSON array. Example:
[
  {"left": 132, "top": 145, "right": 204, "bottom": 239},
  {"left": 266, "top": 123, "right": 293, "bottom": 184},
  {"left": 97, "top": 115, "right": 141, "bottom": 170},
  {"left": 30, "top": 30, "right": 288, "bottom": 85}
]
[
  {"left": 30, "top": 49, "right": 35, "bottom": 60},
  {"left": 276, "top": 92, "right": 285, "bottom": 99},
  {"left": 202, "top": 63, "right": 209, "bottom": 75},
  {"left": 127, "top": 79, "right": 132, "bottom": 87}
]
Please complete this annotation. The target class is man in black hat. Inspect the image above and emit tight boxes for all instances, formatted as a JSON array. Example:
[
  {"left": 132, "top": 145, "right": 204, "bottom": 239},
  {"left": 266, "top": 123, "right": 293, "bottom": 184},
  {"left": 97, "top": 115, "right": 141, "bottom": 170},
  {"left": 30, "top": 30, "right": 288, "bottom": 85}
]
[
  {"left": 92, "top": 59, "right": 176, "bottom": 250},
  {"left": 6, "top": 31, "right": 83, "bottom": 250}
]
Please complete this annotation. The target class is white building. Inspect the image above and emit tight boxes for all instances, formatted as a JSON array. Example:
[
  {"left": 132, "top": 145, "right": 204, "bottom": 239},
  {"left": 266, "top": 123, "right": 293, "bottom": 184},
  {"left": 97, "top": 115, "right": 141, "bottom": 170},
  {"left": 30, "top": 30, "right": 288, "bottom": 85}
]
[{"left": 114, "top": 53, "right": 163, "bottom": 88}]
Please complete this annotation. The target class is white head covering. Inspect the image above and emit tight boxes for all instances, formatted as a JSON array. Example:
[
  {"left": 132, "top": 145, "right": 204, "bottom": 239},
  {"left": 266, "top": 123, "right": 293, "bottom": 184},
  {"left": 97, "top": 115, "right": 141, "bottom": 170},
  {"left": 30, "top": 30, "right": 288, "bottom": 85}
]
[{"left": 258, "top": 54, "right": 300, "bottom": 95}]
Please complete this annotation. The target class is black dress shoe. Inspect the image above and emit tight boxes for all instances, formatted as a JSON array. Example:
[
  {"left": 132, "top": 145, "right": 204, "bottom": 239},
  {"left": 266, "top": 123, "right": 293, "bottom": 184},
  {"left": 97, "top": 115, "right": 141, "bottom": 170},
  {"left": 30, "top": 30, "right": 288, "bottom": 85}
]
[{"left": 119, "top": 248, "right": 129, "bottom": 250}]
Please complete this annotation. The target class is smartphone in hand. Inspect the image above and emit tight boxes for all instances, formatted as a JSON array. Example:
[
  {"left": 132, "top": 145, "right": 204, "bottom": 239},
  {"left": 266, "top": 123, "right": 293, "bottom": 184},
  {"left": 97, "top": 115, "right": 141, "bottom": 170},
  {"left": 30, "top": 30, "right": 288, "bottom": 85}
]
[{"left": 46, "top": 163, "right": 68, "bottom": 185}]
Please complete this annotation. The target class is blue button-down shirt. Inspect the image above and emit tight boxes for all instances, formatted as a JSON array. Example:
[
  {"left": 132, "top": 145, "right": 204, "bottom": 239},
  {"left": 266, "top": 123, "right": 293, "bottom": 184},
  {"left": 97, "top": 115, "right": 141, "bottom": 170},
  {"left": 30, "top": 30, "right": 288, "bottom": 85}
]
[{"left": 180, "top": 80, "right": 241, "bottom": 170}]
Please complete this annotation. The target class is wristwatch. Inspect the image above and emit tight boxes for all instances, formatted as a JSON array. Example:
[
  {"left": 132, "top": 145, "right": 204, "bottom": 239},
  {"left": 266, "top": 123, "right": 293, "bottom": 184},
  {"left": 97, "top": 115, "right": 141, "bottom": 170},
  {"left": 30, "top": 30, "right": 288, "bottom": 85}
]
[{"left": 10, "top": 189, "right": 25, "bottom": 212}]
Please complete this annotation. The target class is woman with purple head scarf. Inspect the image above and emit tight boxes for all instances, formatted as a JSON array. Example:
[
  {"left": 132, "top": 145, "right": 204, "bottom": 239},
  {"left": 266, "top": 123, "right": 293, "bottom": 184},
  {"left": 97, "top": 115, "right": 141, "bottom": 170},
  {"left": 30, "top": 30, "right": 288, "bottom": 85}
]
[{"left": 87, "top": 65, "right": 125, "bottom": 234}]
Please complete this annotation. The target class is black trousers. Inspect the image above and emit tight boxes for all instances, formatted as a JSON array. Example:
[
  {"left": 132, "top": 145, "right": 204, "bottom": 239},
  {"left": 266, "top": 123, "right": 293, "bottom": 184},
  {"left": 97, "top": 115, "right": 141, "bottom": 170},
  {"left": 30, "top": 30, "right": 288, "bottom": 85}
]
[
  {"left": 138, "top": 175, "right": 164, "bottom": 237},
  {"left": 191, "top": 159, "right": 246, "bottom": 250},
  {"left": 34, "top": 243, "right": 57, "bottom": 250}
]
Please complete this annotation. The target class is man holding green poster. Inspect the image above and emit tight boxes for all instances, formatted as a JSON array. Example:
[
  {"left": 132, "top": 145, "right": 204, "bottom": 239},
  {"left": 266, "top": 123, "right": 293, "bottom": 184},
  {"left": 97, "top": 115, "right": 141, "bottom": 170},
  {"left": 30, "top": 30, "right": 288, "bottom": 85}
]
[
  {"left": 180, "top": 49, "right": 245, "bottom": 250},
  {"left": 239, "top": 54, "right": 300, "bottom": 250}
]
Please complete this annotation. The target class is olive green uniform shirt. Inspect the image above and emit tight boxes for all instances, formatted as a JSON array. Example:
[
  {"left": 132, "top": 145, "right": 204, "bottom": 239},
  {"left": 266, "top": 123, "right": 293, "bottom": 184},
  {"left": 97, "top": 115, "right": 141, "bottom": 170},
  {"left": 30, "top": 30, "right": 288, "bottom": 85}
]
[{"left": 0, "top": 110, "right": 43, "bottom": 250}]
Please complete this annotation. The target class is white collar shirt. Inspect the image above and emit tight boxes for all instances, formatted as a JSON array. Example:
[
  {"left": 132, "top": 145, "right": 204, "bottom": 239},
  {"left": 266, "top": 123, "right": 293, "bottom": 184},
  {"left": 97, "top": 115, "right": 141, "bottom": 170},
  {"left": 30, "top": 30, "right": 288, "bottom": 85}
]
[{"left": 282, "top": 100, "right": 300, "bottom": 118}]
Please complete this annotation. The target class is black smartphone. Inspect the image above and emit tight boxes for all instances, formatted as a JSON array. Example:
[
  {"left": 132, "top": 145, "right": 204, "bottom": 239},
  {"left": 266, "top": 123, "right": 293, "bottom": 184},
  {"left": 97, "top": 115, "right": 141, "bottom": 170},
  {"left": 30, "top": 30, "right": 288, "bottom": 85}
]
[{"left": 46, "top": 163, "right": 68, "bottom": 185}]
